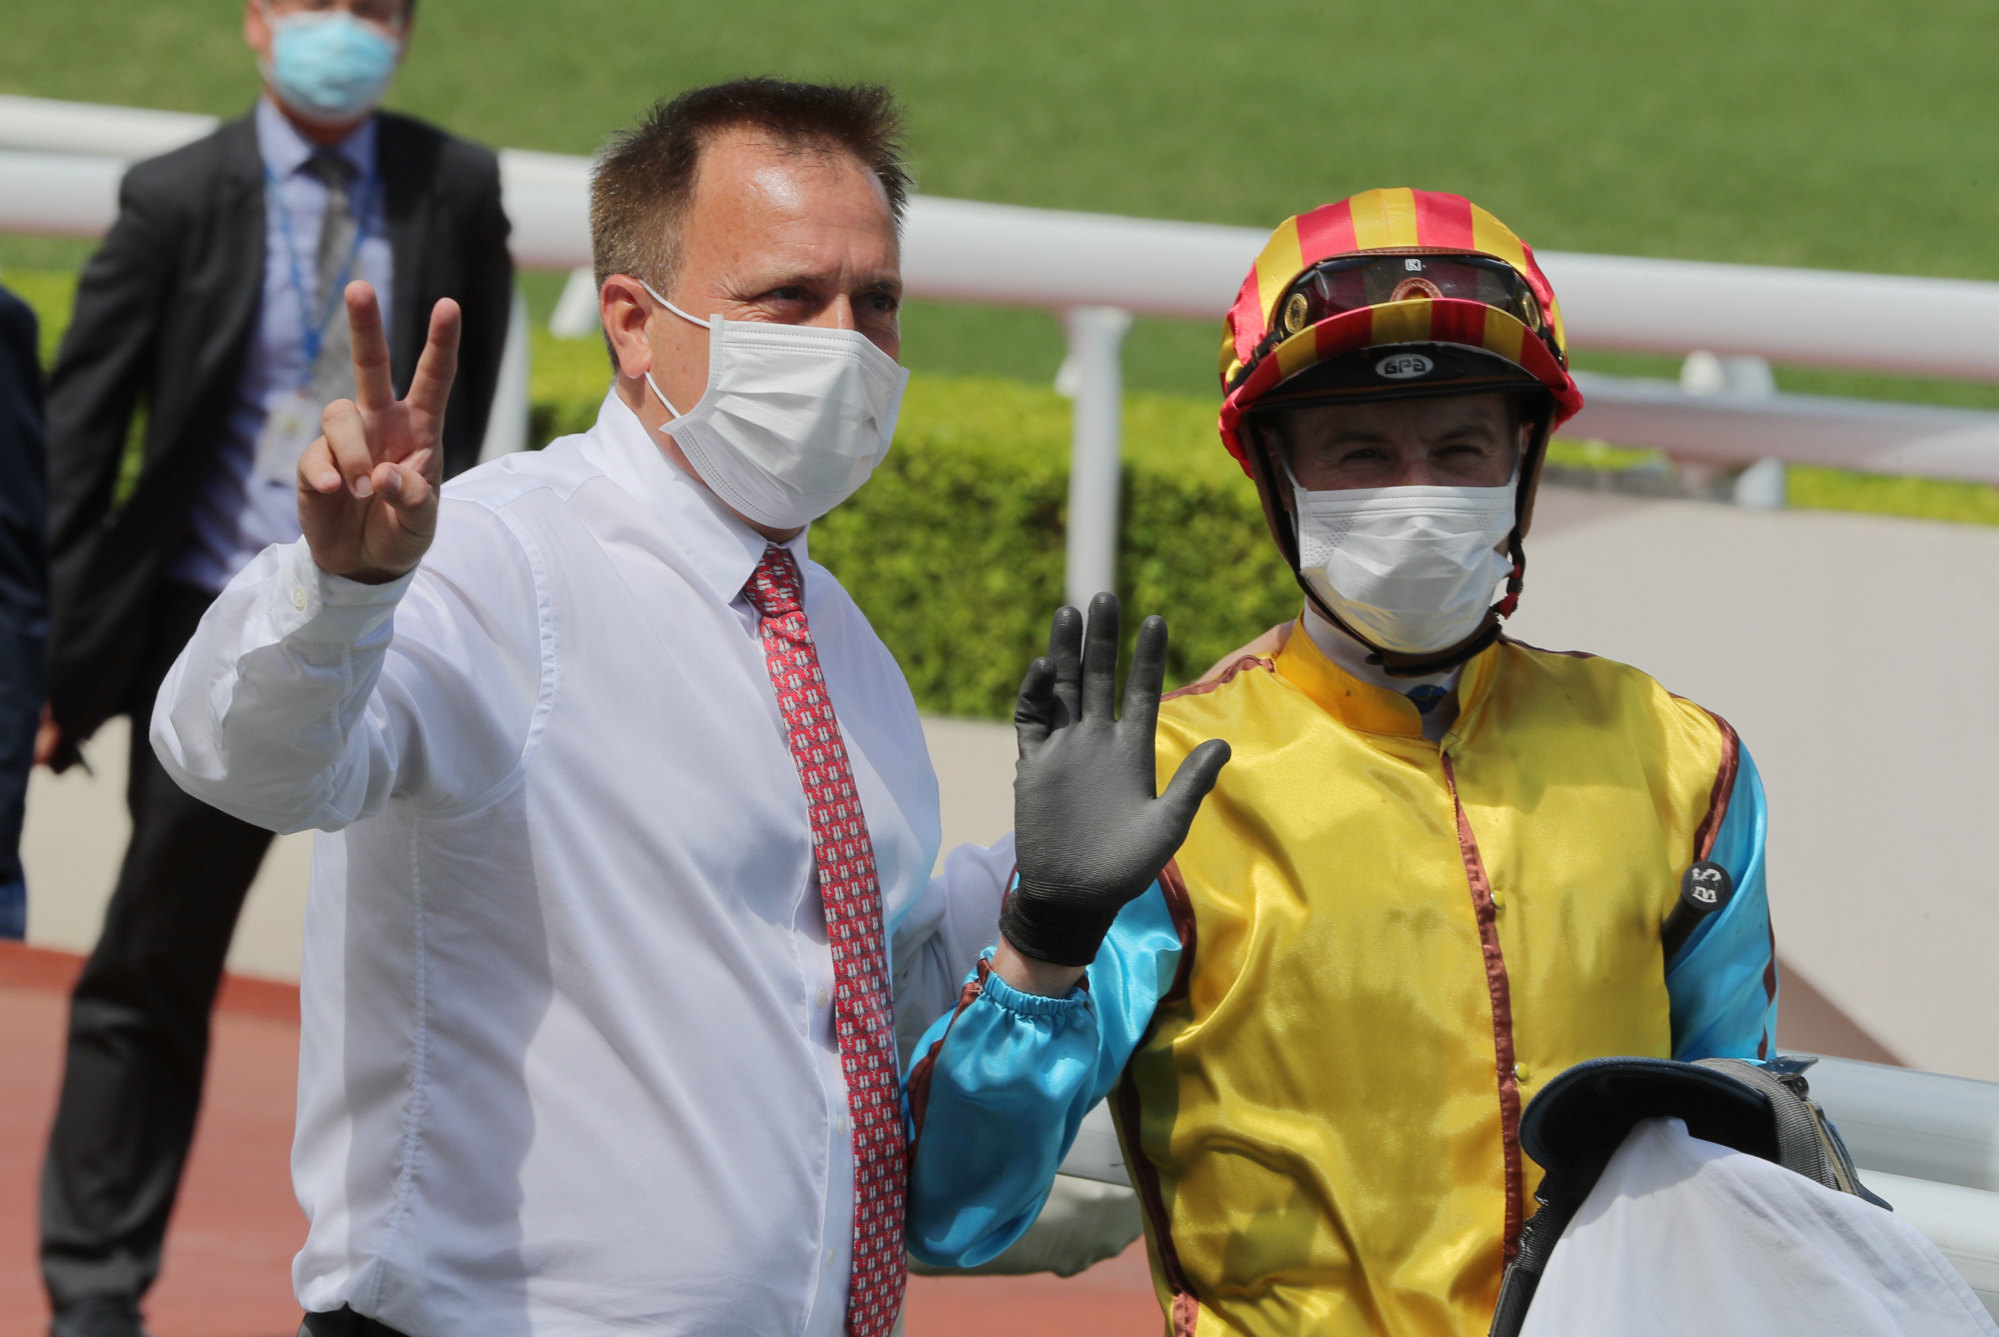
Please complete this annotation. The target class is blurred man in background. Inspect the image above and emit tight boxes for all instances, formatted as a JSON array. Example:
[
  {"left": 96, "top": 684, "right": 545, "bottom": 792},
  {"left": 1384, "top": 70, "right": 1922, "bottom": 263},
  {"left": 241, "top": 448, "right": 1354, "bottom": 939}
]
[
  {"left": 35, "top": 3, "right": 511, "bottom": 1332},
  {"left": 0, "top": 278, "right": 45, "bottom": 941}
]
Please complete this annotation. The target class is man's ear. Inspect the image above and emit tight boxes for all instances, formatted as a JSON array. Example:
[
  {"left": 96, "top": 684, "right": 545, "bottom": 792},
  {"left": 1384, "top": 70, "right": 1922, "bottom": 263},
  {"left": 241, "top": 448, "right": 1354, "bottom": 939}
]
[
  {"left": 244, "top": 0, "right": 271, "bottom": 57},
  {"left": 599, "top": 276, "right": 654, "bottom": 381},
  {"left": 1512, "top": 395, "right": 1536, "bottom": 468}
]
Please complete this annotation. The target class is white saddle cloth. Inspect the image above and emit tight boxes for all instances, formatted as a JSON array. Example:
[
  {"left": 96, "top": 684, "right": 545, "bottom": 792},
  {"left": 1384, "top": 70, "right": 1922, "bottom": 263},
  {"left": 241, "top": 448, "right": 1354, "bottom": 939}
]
[{"left": 1522, "top": 1117, "right": 1997, "bottom": 1337}]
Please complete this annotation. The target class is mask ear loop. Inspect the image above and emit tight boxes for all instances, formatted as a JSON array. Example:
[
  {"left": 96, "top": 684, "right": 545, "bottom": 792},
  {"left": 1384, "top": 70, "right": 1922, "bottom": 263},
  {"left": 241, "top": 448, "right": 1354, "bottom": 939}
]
[{"left": 635, "top": 280, "right": 711, "bottom": 423}]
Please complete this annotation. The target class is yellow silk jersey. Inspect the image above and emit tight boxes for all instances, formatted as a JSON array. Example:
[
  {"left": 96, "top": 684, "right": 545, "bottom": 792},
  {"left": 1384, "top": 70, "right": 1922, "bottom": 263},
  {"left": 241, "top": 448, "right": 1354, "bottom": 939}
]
[{"left": 1114, "top": 623, "right": 1743, "bottom": 1336}]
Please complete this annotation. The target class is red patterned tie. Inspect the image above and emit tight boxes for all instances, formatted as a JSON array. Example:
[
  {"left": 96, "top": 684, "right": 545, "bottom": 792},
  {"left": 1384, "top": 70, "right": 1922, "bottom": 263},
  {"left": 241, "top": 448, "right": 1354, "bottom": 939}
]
[{"left": 745, "top": 544, "right": 906, "bottom": 1337}]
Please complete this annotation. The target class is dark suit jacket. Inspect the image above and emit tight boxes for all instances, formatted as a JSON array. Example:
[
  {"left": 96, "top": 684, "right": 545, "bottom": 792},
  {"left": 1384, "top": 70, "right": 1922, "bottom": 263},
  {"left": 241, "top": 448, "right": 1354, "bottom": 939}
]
[
  {"left": 45, "top": 108, "right": 513, "bottom": 741},
  {"left": 0, "top": 284, "right": 46, "bottom": 881}
]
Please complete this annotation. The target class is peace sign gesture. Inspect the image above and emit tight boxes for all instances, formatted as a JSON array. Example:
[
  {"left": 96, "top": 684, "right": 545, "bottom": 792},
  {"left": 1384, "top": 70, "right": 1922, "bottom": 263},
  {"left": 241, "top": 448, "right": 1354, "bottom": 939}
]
[{"left": 297, "top": 281, "right": 460, "bottom": 584}]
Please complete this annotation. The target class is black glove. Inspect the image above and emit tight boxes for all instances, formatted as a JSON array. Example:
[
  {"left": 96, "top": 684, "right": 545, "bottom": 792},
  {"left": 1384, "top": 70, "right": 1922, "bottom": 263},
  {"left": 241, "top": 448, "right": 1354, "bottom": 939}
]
[{"left": 1000, "top": 594, "right": 1232, "bottom": 966}]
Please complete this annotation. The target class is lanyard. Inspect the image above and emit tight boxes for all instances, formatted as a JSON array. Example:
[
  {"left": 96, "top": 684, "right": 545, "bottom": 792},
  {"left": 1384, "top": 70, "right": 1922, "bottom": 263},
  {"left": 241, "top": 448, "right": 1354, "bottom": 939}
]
[{"left": 267, "top": 161, "right": 380, "bottom": 377}]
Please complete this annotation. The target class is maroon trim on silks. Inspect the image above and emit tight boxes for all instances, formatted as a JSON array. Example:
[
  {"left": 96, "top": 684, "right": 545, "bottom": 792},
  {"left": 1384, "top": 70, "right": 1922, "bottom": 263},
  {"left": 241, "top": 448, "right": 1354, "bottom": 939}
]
[
  {"left": 1759, "top": 923, "right": 1779, "bottom": 1060},
  {"left": 1691, "top": 710, "right": 1742, "bottom": 861},
  {"left": 906, "top": 962, "right": 990, "bottom": 1148},
  {"left": 1115, "top": 1070, "right": 1201, "bottom": 1332},
  {"left": 1108, "top": 858, "right": 1204, "bottom": 1332},
  {"left": 1164, "top": 653, "right": 1274, "bottom": 703},
  {"left": 1440, "top": 752, "right": 1526, "bottom": 1261},
  {"left": 1493, "top": 634, "right": 1596, "bottom": 660}
]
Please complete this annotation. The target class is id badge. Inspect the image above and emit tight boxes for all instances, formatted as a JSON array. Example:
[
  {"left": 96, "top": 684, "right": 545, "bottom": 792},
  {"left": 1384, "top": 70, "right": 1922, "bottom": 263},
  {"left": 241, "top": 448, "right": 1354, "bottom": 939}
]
[{"left": 254, "top": 388, "right": 325, "bottom": 484}]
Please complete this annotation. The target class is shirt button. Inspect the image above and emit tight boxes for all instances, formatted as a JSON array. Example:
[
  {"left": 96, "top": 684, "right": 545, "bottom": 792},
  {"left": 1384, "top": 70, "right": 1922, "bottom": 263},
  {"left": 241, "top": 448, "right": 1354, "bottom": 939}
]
[
  {"left": 824, "top": 1246, "right": 837, "bottom": 1267},
  {"left": 1515, "top": 1062, "right": 1533, "bottom": 1084},
  {"left": 291, "top": 585, "right": 307, "bottom": 611},
  {"left": 1490, "top": 889, "right": 1506, "bottom": 912},
  {"left": 815, "top": 988, "right": 829, "bottom": 1010},
  {"left": 836, "top": 1115, "right": 849, "bottom": 1136}
]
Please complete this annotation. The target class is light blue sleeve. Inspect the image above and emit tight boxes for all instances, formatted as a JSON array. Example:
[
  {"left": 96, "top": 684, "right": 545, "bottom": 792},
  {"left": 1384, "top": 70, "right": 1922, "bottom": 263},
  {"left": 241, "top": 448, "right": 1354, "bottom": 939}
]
[
  {"left": 901, "top": 880, "right": 1183, "bottom": 1268},
  {"left": 1668, "top": 744, "right": 1778, "bottom": 1061}
]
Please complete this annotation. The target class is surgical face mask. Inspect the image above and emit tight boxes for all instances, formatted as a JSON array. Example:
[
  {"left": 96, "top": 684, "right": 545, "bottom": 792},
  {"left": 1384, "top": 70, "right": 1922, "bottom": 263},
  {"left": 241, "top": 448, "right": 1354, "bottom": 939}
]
[
  {"left": 262, "top": 5, "right": 402, "bottom": 125},
  {"left": 638, "top": 282, "right": 909, "bottom": 530},
  {"left": 1288, "top": 461, "right": 1518, "bottom": 655}
]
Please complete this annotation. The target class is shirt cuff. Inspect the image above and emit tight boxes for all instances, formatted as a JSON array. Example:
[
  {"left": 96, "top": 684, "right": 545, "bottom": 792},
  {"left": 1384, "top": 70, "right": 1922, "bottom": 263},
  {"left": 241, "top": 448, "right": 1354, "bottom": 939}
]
[
  {"left": 976, "top": 952, "right": 1090, "bottom": 1016},
  {"left": 268, "top": 538, "right": 415, "bottom": 645}
]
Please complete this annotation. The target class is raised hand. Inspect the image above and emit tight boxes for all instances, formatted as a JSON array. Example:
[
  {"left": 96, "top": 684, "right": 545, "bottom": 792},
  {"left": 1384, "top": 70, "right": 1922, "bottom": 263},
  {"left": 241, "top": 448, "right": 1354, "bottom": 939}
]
[
  {"left": 1000, "top": 593, "right": 1232, "bottom": 969},
  {"left": 297, "top": 282, "right": 460, "bottom": 584}
]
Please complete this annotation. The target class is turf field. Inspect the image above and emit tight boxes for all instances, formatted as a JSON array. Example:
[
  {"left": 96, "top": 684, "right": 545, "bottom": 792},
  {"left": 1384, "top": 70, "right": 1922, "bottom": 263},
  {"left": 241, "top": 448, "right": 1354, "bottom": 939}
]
[
  {"left": 4, "top": 0, "right": 1999, "bottom": 524},
  {"left": 5, "top": 0, "right": 1998, "bottom": 397}
]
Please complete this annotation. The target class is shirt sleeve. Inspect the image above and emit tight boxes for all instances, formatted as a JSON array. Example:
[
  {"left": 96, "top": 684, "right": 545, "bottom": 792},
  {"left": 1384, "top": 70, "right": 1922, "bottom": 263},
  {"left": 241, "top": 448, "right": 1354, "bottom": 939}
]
[
  {"left": 901, "top": 879, "right": 1184, "bottom": 1268},
  {"left": 150, "top": 500, "right": 546, "bottom": 834},
  {"left": 890, "top": 833, "right": 1015, "bottom": 1066},
  {"left": 1668, "top": 743, "right": 1777, "bottom": 1061}
]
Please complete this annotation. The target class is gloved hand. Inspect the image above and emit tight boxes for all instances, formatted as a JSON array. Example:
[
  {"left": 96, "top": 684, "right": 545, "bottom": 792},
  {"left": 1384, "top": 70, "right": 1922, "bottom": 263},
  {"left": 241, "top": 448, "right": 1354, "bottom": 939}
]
[{"left": 1000, "top": 594, "right": 1233, "bottom": 966}]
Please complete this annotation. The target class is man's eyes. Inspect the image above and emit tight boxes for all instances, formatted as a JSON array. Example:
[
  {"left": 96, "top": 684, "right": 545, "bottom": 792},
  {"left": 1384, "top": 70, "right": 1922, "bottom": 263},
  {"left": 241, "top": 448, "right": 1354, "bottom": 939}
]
[
  {"left": 1330, "top": 446, "right": 1390, "bottom": 467},
  {"left": 756, "top": 288, "right": 895, "bottom": 309}
]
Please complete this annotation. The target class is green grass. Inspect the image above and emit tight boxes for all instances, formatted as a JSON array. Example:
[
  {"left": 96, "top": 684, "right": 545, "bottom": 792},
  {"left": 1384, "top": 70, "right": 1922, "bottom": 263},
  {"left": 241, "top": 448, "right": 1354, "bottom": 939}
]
[
  {"left": 7, "top": 1, "right": 1999, "bottom": 523},
  {"left": 6, "top": 0, "right": 1999, "bottom": 397}
]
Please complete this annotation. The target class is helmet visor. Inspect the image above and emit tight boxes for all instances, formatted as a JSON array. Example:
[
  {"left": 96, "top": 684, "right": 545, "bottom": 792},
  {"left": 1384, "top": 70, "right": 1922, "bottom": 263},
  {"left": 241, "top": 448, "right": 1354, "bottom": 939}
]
[{"left": 1273, "top": 253, "right": 1559, "bottom": 358}]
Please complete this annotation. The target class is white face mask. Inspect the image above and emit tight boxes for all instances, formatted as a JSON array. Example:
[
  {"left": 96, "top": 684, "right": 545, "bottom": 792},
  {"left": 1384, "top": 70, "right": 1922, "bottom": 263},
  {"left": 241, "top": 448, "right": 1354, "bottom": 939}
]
[
  {"left": 638, "top": 283, "right": 909, "bottom": 530},
  {"left": 1289, "top": 462, "right": 1518, "bottom": 655}
]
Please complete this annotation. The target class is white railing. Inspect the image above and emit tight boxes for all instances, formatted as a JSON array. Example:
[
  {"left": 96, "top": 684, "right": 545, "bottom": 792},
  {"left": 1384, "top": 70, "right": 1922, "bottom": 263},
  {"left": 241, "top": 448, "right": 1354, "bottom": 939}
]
[{"left": 9, "top": 95, "right": 1999, "bottom": 598}]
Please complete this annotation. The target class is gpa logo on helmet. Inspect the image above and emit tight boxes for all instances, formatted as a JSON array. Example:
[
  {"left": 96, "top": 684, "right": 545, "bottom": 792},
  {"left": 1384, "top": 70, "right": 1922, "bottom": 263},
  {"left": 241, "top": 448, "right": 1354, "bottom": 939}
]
[{"left": 1374, "top": 353, "right": 1434, "bottom": 380}]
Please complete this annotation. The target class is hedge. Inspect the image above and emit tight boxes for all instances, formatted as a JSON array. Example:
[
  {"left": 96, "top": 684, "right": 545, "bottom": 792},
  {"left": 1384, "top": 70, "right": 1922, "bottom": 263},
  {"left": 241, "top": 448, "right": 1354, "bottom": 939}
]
[
  {"left": 525, "top": 337, "right": 1999, "bottom": 720},
  {"left": 15, "top": 269, "right": 1999, "bottom": 720},
  {"left": 528, "top": 334, "right": 1300, "bottom": 719}
]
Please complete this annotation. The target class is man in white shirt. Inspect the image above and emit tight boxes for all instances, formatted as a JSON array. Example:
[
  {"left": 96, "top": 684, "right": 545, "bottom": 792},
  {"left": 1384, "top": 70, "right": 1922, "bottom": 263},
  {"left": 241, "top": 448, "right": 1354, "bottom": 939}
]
[{"left": 151, "top": 77, "right": 1224, "bottom": 1337}]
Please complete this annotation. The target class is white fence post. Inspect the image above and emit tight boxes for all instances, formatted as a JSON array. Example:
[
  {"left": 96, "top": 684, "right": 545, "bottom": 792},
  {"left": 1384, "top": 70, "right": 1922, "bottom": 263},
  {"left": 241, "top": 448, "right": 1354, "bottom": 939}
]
[
  {"left": 477, "top": 285, "right": 532, "bottom": 462},
  {"left": 1060, "top": 306, "right": 1132, "bottom": 611}
]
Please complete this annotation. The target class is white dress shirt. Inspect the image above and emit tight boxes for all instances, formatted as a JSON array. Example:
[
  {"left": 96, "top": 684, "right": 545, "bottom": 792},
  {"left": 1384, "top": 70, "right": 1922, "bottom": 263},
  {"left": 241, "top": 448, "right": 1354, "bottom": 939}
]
[{"left": 153, "top": 391, "right": 978, "bottom": 1337}]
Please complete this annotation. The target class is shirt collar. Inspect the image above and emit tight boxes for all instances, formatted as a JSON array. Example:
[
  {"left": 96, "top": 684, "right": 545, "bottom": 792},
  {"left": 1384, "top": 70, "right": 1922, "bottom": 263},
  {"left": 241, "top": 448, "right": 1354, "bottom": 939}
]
[
  {"left": 256, "top": 95, "right": 378, "bottom": 183},
  {"left": 584, "top": 389, "right": 809, "bottom": 608},
  {"left": 1276, "top": 613, "right": 1499, "bottom": 741},
  {"left": 1299, "top": 607, "right": 1460, "bottom": 697}
]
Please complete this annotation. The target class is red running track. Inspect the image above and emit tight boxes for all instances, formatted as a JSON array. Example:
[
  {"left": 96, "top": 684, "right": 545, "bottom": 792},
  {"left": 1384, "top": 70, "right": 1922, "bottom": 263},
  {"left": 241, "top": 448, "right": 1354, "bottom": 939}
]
[{"left": 0, "top": 944, "right": 1161, "bottom": 1337}]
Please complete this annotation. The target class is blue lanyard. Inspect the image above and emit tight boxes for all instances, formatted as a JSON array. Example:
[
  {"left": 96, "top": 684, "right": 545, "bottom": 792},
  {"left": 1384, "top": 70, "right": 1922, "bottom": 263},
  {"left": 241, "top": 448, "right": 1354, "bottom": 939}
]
[{"left": 267, "top": 161, "right": 380, "bottom": 377}]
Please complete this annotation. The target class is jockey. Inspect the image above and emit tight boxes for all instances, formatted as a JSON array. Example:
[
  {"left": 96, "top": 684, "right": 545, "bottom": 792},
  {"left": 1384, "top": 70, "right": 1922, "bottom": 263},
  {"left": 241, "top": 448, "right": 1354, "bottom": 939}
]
[{"left": 901, "top": 188, "right": 1779, "bottom": 1336}]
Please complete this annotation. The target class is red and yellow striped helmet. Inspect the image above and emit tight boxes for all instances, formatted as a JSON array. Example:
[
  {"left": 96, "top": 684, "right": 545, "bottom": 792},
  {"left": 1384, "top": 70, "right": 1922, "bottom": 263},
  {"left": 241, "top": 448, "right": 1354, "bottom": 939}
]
[{"left": 1217, "top": 188, "right": 1584, "bottom": 475}]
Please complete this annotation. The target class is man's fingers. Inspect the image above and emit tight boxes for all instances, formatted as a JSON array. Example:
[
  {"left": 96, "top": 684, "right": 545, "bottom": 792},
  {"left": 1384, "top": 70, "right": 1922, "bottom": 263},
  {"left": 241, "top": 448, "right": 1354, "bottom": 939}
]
[
  {"left": 1120, "top": 614, "right": 1170, "bottom": 736},
  {"left": 297, "top": 436, "right": 343, "bottom": 495},
  {"left": 321, "top": 401, "right": 376, "bottom": 497},
  {"left": 406, "top": 298, "right": 463, "bottom": 423},
  {"left": 1156, "top": 738, "right": 1232, "bottom": 830},
  {"left": 1046, "top": 605, "right": 1084, "bottom": 728},
  {"left": 345, "top": 282, "right": 395, "bottom": 412},
  {"left": 1014, "top": 656, "right": 1058, "bottom": 752},
  {"left": 1079, "top": 592, "right": 1121, "bottom": 721},
  {"left": 373, "top": 457, "right": 435, "bottom": 514}
]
